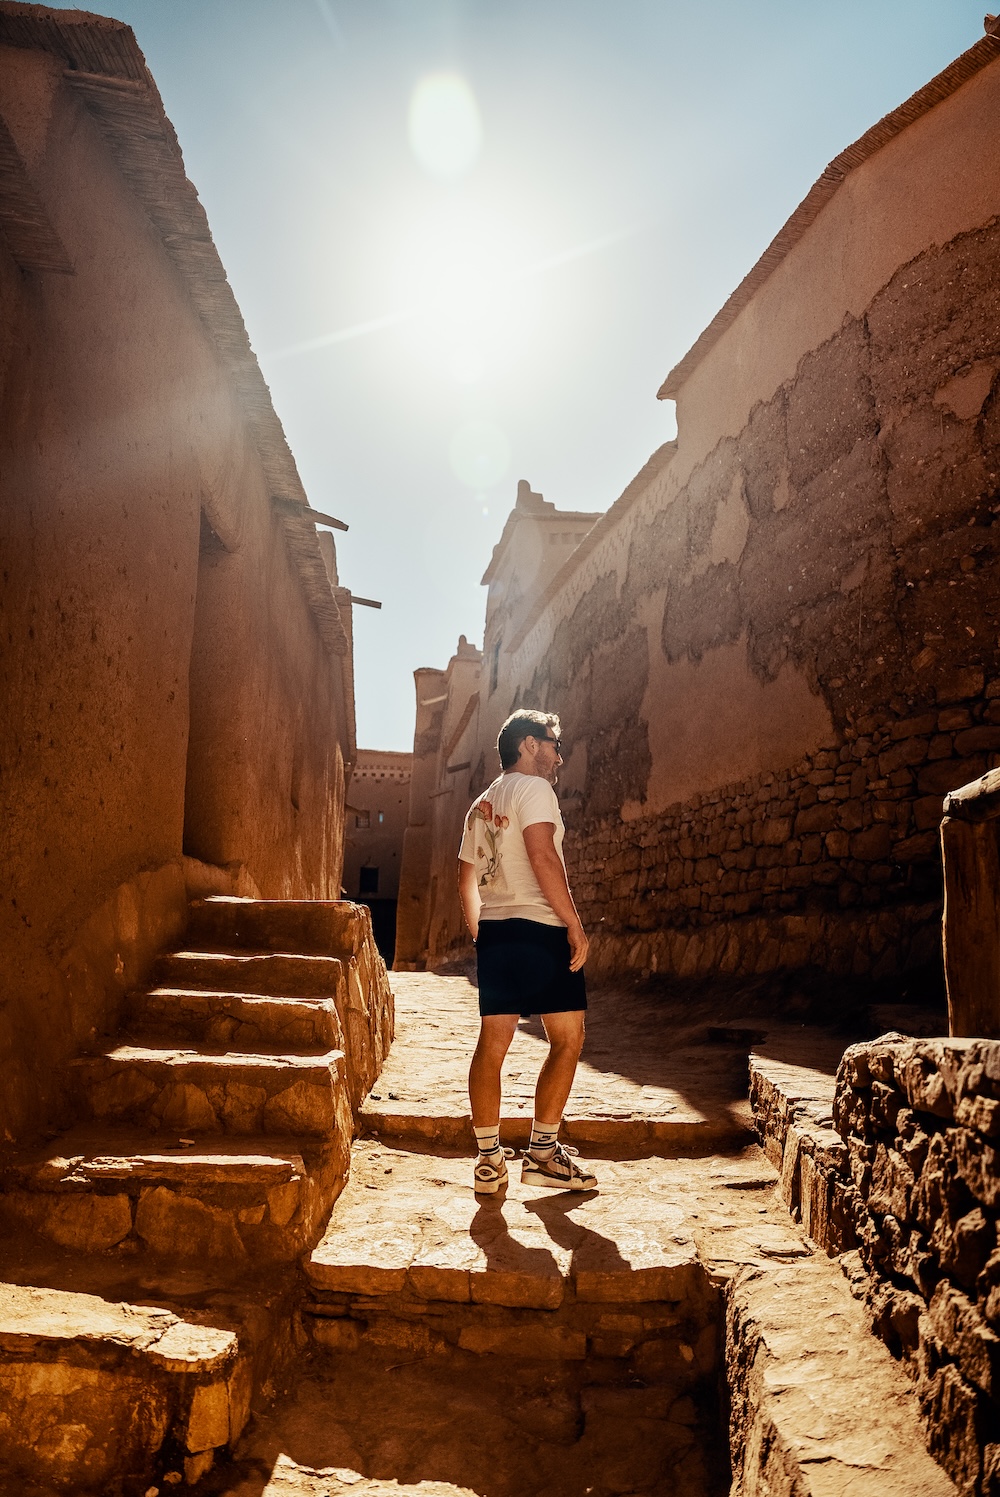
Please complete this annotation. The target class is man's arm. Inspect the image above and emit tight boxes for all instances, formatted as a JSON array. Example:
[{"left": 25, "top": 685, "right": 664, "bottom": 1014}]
[
  {"left": 458, "top": 858, "right": 482, "bottom": 941},
  {"left": 522, "top": 821, "right": 589, "bottom": 972}
]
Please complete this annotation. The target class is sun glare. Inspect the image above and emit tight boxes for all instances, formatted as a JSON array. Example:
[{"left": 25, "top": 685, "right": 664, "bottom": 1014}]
[
  {"left": 390, "top": 203, "right": 537, "bottom": 385},
  {"left": 408, "top": 72, "right": 483, "bottom": 181}
]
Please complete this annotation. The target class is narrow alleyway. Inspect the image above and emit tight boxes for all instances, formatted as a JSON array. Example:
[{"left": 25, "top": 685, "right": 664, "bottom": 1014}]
[{"left": 207, "top": 972, "right": 951, "bottom": 1497}]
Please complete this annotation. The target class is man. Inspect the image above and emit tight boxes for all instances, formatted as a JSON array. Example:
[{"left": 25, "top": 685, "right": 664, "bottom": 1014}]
[{"left": 458, "top": 708, "right": 596, "bottom": 1195}]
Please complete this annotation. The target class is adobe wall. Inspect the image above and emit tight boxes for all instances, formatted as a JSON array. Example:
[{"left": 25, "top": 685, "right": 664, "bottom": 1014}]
[
  {"left": 342, "top": 751, "right": 413, "bottom": 904},
  {"left": 487, "top": 43, "right": 1000, "bottom": 986},
  {"left": 0, "top": 43, "right": 349, "bottom": 1142},
  {"left": 395, "top": 642, "right": 482, "bottom": 970}
]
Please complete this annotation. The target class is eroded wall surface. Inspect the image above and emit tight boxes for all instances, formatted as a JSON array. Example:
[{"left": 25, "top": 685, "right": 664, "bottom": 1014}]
[
  {"left": 0, "top": 39, "right": 349, "bottom": 1142},
  {"left": 443, "top": 43, "right": 1000, "bottom": 985}
]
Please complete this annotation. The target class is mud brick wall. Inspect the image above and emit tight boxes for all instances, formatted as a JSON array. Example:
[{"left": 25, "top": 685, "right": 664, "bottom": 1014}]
[
  {"left": 554, "top": 208, "right": 1000, "bottom": 984},
  {"left": 412, "top": 46, "right": 1000, "bottom": 981},
  {"left": 828, "top": 1036, "right": 1000, "bottom": 1497}
]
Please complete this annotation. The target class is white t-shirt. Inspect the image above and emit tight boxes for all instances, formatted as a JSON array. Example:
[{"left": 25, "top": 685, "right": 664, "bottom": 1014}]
[{"left": 458, "top": 772, "right": 567, "bottom": 926}]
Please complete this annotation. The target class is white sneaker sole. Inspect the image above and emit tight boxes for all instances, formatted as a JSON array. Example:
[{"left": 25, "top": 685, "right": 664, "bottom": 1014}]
[{"left": 520, "top": 1163, "right": 597, "bottom": 1192}]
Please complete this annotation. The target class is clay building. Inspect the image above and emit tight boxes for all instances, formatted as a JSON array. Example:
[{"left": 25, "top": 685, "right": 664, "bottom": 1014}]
[
  {"left": 399, "top": 26, "right": 1000, "bottom": 986},
  {"left": 395, "top": 635, "right": 483, "bottom": 970},
  {"left": 0, "top": 2, "right": 359, "bottom": 1147},
  {"left": 342, "top": 749, "right": 412, "bottom": 960}
]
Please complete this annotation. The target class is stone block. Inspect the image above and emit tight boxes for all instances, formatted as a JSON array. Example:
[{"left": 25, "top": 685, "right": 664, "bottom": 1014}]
[
  {"left": 893, "top": 832, "right": 938, "bottom": 862},
  {"left": 136, "top": 1187, "right": 246, "bottom": 1260},
  {"left": 794, "top": 803, "right": 839, "bottom": 835},
  {"left": 891, "top": 713, "right": 939, "bottom": 740},
  {"left": 266, "top": 1181, "right": 300, "bottom": 1228},
  {"left": 879, "top": 737, "right": 928, "bottom": 775},
  {"left": 918, "top": 757, "right": 987, "bottom": 796},
  {"left": 954, "top": 727, "right": 1000, "bottom": 756},
  {"left": 851, "top": 825, "right": 892, "bottom": 861},
  {"left": 185, "top": 1381, "right": 230, "bottom": 1453},
  {"left": 157, "top": 1082, "right": 219, "bottom": 1132},
  {"left": 263, "top": 1077, "right": 337, "bottom": 1136},
  {"left": 929, "top": 1279, "right": 1000, "bottom": 1399},
  {"left": 1, "top": 1190, "right": 133, "bottom": 1252},
  {"left": 956, "top": 1094, "right": 1000, "bottom": 1139},
  {"left": 898, "top": 1056, "right": 953, "bottom": 1120},
  {"left": 469, "top": 1271, "right": 564, "bottom": 1310},
  {"left": 951, "top": 1128, "right": 1000, "bottom": 1209},
  {"left": 457, "top": 1325, "right": 586, "bottom": 1358}
]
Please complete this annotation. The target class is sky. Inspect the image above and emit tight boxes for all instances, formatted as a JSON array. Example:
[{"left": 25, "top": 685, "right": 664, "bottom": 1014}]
[{"left": 49, "top": 0, "right": 989, "bottom": 748}]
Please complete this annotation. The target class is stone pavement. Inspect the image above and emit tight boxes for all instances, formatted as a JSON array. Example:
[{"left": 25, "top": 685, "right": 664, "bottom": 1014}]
[
  {"left": 210, "top": 971, "right": 956, "bottom": 1497},
  {"left": 361, "top": 972, "right": 758, "bottom": 1151}
]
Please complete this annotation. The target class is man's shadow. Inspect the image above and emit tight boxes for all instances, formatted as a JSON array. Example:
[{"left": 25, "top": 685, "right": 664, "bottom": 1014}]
[{"left": 469, "top": 1176, "right": 631, "bottom": 1284}]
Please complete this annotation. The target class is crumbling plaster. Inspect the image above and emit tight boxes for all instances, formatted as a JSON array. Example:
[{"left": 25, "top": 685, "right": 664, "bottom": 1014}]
[{"left": 669, "top": 49, "right": 1000, "bottom": 485}]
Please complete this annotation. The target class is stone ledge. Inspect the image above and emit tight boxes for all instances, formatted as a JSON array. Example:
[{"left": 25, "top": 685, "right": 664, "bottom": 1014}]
[
  {"left": 749, "top": 1045, "right": 858, "bottom": 1254},
  {"left": 0, "top": 1283, "right": 246, "bottom": 1491},
  {"left": 727, "top": 1257, "right": 956, "bottom": 1496}
]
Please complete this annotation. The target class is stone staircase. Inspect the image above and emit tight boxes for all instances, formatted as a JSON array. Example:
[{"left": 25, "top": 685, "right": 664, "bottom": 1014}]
[{"left": 0, "top": 896, "right": 393, "bottom": 1492}]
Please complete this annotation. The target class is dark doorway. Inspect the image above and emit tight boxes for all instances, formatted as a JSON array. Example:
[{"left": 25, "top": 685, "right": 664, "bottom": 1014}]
[{"left": 362, "top": 899, "right": 397, "bottom": 963}]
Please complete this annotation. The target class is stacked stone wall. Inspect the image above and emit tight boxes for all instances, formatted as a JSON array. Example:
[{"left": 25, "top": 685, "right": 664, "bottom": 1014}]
[
  {"left": 568, "top": 681, "right": 1000, "bottom": 981},
  {"left": 758, "top": 1035, "right": 1000, "bottom": 1496}
]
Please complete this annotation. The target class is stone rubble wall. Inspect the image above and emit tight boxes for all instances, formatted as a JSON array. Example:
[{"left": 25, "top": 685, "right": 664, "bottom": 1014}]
[
  {"left": 568, "top": 681, "right": 1000, "bottom": 985},
  {"left": 831, "top": 1035, "right": 1000, "bottom": 1496},
  {"left": 754, "top": 1036, "right": 1000, "bottom": 1496}
]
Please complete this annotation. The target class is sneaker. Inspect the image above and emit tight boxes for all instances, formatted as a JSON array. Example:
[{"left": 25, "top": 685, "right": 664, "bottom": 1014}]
[
  {"left": 474, "top": 1148, "right": 514, "bottom": 1195},
  {"left": 521, "top": 1142, "right": 597, "bottom": 1192}
]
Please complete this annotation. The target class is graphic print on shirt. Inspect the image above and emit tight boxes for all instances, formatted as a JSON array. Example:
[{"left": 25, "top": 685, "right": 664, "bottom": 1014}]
[{"left": 468, "top": 797, "right": 510, "bottom": 890}]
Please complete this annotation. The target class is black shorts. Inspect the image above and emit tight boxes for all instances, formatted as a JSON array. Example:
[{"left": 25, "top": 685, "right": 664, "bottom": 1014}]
[{"left": 475, "top": 918, "right": 587, "bottom": 1018}]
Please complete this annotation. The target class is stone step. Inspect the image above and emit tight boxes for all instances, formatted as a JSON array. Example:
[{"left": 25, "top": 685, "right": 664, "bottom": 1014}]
[
  {"left": 129, "top": 986, "right": 343, "bottom": 1052},
  {"left": 154, "top": 950, "right": 348, "bottom": 998},
  {"left": 0, "top": 1127, "right": 349, "bottom": 1262},
  {"left": 0, "top": 1281, "right": 245, "bottom": 1491},
  {"left": 305, "top": 1144, "right": 703, "bottom": 1315},
  {"left": 69, "top": 1046, "right": 352, "bottom": 1138},
  {"left": 727, "top": 1256, "right": 956, "bottom": 1496},
  {"left": 187, "top": 897, "right": 373, "bottom": 959},
  {"left": 301, "top": 1141, "right": 809, "bottom": 1371}
]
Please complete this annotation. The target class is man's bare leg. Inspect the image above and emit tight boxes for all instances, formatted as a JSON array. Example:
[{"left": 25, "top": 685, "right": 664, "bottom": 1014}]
[
  {"left": 534, "top": 1010, "right": 586, "bottom": 1122},
  {"left": 522, "top": 1010, "right": 596, "bottom": 1190},
  {"left": 469, "top": 1013, "right": 519, "bottom": 1127}
]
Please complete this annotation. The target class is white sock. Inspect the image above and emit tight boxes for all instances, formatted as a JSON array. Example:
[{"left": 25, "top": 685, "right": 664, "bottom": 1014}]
[
  {"left": 529, "top": 1119, "right": 560, "bottom": 1159},
  {"left": 474, "top": 1124, "right": 502, "bottom": 1159}
]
